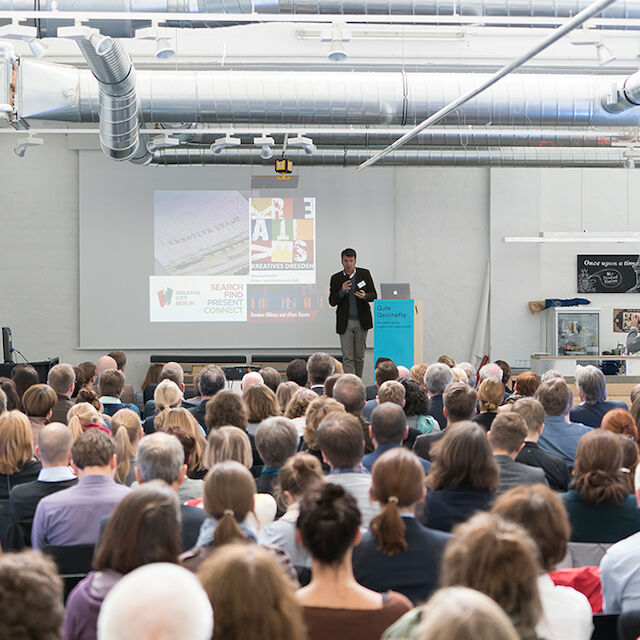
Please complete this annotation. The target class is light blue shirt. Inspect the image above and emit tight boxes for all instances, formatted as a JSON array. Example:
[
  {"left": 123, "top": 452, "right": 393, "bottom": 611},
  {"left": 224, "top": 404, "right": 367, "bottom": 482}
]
[
  {"left": 37, "top": 466, "right": 76, "bottom": 483},
  {"left": 601, "top": 530, "right": 640, "bottom": 612},
  {"left": 538, "top": 415, "right": 592, "bottom": 467}
]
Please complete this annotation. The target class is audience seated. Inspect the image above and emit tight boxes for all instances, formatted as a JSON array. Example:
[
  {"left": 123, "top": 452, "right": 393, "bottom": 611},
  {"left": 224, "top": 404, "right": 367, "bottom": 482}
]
[
  {"left": 98, "top": 370, "right": 140, "bottom": 418},
  {"left": 95, "top": 356, "right": 117, "bottom": 386},
  {"left": 401, "top": 378, "right": 439, "bottom": 435},
  {"left": 492, "top": 484, "right": 594, "bottom": 640},
  {"left": 413, "top": 382, "right": 477, "bottom": 461},
  {"left": 187, "top": 366, "right": 226, "bottom": 430},
  {"left": 0, "top": 550, "right": 64, "bottom": 640},
  {"left": 363, "top": 360, "right": 399, "bottom": 421},
  {"left": 67, "top": 403, "right": 110, "bottom": 440},
  {"left": 488, "top": 413, "right": 548, "bottom": 494},
  {"left": 109, "top": 409, "right": 142, "bottom": 486},
  {"left": 9, "top": 423, "right": 77, "bottom": 548},
  {"left": 422, "top": 364, "right": 454, "bottom": 429},
  {"left": 307, "top": 352, "right": 335, "bottom": 395},
  {"left": 32, "top": 429, "right": 130, "bottom": 549},
  {"left": 22, "top": 383, "right": 58, "bottom": 448},
  {"left": 560, "top": 429, "right": 640, "bottom": 543},
  {"left": 333, "top": 373, "right": 374, "bottom": 453},
  {"left": 244, "top": 383, "right": 281, "bottom": 436},
  {"left": 364, "top": 403, "right": 430, "bottom": 473},
  {"left": 450, "top": 366, "right": 468, "bottom": 384},
  {"left": 302, "top": 396, "right": 345, "bottom": 471},
  {"left": 512, "top": 398, "right": 571, "bottom": 491},
  {"left": 570, "top": 365, "right": 628, "bottom": 428},
  {"left": 507, "top": 371, "right": 541, "bottom": 405},
  {"left": 164, "top": 426, "right": 203, "bottom": 501},
  {"left": 240, "top": 370, "right": 263, "bottom": 390},
  {"left": 421, "top": 421, "right": 498, "bottom": 532},
  {"left": 72, "top": 368, "right": 87, "bottom": 398},
  {"left": 136, "top": 362, "right": 162, "bottom": 408},
  {"left": 97, "top": 563, "right": 213, "bottom": 640},
  {"left": 456, "top": 362, "right": 477, "bottom": 388},
  {"left": 602, "top": 408, "right": 639, "bottom": 443},
  {"left": 106, "top": 351, "right": 135, "bottom": 405},
  {"left": 317, "top": 412, "right": 380, "bottom": 528},
  {"left": 286, "top": 358, "right": 308, "bottom": 387},
  {"left": 11, "top": 364, "right": 40, "bottom": 404},
  {"left": 162, "top": 407, "right": 208, "bottom": 479},
  {"left": 324, "top": 373, "right": 341, "bottom": 397},
  {"left": 353, "top": 448, "right": 449, "bottom": 604},
  {"left": 63, "top": 482, "right": 182, "bottom": 640},
  {"left": 142, "top": 362, "right": 189, "bottom": 418},
  {"left": 284, "top": 387, "right": 317, "bottom": 437},
  {"left": 0, "top": 377, "right": 20, "bottom": 412},
  {"left": 77, "top": 362, "right": 97, "bottom": 392},
  {"left": 0, "top": 410, "right": 42, "bottom": 500},
  {"left": 258, "top": 452, "right": 324, "bottom": 575},
  {"left": 254, "top": 416, "right": 299, "bottom": 497},
  {"left": 48, "top": 363, "right": 76, "bottom": 424},
  {"left": 536, "top": 379, "right": 592, "bottom": 467},
  {"left": 259, "top": 366, "right": 282, "bottom": 393},
  {"left": 296, "top": 482, "right": 413, "bottom": 640},
  {"left": 477, "top": 362, "right": 503, "bottom": 385},
  {"left": 198, "top": 543, "right": 305, "bottom": 640},
  {"left": 472, "top": 378, "right": 503, "bottom": 432},
  {"left": 276, "top": 380, "right": 300, "bottom": 416}
]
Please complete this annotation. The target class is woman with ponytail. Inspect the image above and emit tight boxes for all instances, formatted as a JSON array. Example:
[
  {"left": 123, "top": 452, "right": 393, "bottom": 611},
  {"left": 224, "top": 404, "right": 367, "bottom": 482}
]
[
  {"left": 352, "top": 448, "right": 450, "bottom": 605},
  {"left": 472, "top": 378, "right": 504, "bottom": 432},
  {"left": 296, "top": 482, "right": 413, "bottom": 640},
  {"left": 142, "top": 379, "right": 181, "bottom": 435},
  {"left": 559, "top": 429, "right": 640, "bottom": 542},
  {"left": 67, "top": 403, "right": 110, "bottom": 441},
  {"left": 110, "top": 409, "right": 143, "bottom": 486}
]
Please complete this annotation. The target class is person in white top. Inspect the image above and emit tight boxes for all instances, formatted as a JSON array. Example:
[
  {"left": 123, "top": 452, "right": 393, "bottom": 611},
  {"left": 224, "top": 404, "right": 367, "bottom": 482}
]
[{"left": 492, "top": 484, "right": 593, "bottom": 640}]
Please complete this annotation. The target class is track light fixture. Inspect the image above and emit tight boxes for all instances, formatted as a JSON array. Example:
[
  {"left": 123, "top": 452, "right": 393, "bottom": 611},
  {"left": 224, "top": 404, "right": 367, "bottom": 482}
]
[
  {"left": 596, "top": 43, "right": 615, "bottom": 66},
  {"left": 146, "top": 134, "right": 180, "bottom": 152},
  {"left": 325, "top": 23, "right": 350, "bottom": 62},
  {"left": 254, "top": 135, "right": 275, "bottom": 160},
  {"left": 135, "top": 25, "right": 176, "bottom": 60},
  {"left": 0, "top": 24, "right": 47, "bottom": 58},
  {"left": 288, "top": 134, "right": 317, "bottom": 155},
  {"left": 210, "top": 134, "right": 241, "bottom": 155},
  {"left": 13, "top": 134, "right": 43, "bottom": 158}
]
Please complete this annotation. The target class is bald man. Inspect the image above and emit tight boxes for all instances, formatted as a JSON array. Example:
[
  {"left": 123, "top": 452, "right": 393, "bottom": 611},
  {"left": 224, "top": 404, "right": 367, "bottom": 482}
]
[{"left": 241, "top": 371, "right": 263, "bottom": 390}]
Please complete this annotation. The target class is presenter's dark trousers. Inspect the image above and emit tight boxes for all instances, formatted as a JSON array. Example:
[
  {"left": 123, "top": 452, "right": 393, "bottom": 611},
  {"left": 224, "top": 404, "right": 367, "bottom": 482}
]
[{"left": 340, "top": 318, "right": 367, "bottom": 378}]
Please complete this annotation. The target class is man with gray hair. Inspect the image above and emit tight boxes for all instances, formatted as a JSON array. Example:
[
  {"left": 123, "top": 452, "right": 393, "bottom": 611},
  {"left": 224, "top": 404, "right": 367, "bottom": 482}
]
[
  {"left": 9, "top": 423, "right": 77, "bottom": 548},
  {"left": 97, "top": 563, "right": 213, "bottom": 640},
  {"left": 47, "top": 363, "right": 76, "bottom": 424},
  {"left": 189, "top": 366, "right": 226, "bottom": 429},
  {"left": 254, "top": 417, "right": 299, "bottom": 497},
  {"left": 307, "top": 352, "right": 335, "bottom": 395},
  {"left": 570, "top": 364, "right": 627, "bottom": 428},
  {"left": 478, "top": 362, "right": 503, "bottom": 384},
  {"left": 134, "top": 432, "right": 206, "bottom": 550},
  {"left": 423, "top": 363, "right": 454, "bottom": 429},
  {"left": 333, "top": 373, "right": 374, "bottom": 453},
  {"left": 457, "top": 362, "right": 477, "bottom": 388}
]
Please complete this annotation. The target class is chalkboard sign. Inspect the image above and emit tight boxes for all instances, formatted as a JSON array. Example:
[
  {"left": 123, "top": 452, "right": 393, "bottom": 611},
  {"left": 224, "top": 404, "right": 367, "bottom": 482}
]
[{"left": 577, "top": 255, "right": 640, "bottom": 294}]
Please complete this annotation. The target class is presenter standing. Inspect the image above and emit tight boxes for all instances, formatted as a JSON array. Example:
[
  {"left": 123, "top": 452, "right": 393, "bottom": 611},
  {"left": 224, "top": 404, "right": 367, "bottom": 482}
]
[{"left": 329, "top": 248, "right": 377, "bottom": 378}]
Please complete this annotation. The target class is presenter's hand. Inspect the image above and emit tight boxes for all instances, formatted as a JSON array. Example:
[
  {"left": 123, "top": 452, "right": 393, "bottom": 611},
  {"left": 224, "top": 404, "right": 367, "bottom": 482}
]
[
  {"left": 342, "top": 280, "right": 353, "bottom": 293},
  {"left": 355, "top": 290, "right": 366, "bottom": 299}
]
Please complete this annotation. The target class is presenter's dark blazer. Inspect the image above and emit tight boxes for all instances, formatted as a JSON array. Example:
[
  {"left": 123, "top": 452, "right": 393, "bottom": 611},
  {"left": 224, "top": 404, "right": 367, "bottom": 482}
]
[{"left": 328, "top": 267, "right": 377, "bottom": 335}]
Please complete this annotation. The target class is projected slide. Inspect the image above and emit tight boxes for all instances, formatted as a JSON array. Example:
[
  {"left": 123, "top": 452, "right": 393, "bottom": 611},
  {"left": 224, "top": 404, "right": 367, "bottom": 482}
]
[{"left": 150, "top": 191, "right": 318, "bottom": 323}]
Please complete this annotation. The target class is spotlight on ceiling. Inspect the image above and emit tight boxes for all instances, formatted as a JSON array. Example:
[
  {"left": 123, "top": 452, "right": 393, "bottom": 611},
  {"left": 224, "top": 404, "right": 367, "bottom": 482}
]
[
  {"left": 596, "top": 43, "right": 616, "bottom": 67},
  {"left": 327, "top": 23, "right": 349, "bottom": 62},
  {"left": 135, "top": 25, "right": 176, "bottom": 61},
  {"left": 254, "top": 135, "right": 275, "bottom": 160},
  {"left": 210, "top": 134, "right": 241, "bottom": 155},
  {"left": 146, "top": 134, "right": 180, "bottom": 153},
  {"left": 0, "top": 24, "right": 47, "bottom": 58},
  {"left": 155, "top": 37, "right": 176, "bottom": 60},
  {"left": 27, "top": 38, "right": 47, "bottom": 58},
  {"left": 288, "top": 134, "right": 317, "bottom": 155},
  {"left": 13, "top": 135, "right": 43, "bottom": 158}
]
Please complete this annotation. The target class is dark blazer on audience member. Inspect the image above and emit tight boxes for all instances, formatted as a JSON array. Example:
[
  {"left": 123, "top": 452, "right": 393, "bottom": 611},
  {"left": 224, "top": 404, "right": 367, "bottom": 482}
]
[
  {"left": 50, "top": 394, "right": 75, "bottom": 425},
  {"left": 516, "top": 441, "right": 571, "bottom": 491},
  {"left": 472, "top": 412, "right": 498, "bottom": 432},
  {"left": 9, "top": 477, "right": 78, "bottom": 548},
  {"left": 420, "top": 486, "right": 495, "bottom": 533},
  {"left": 412, "top": 432, "right": 445, "bottom": 462},
  {"left": 363, "top": 443, "right": 431, "bottom": 474},
  {"left": 0, "top": 459, "right": 42, "bottom": 500},
  {"left": 570, "top": 400, "right": 629, "bottom": 429},
  {"left": 188, "top": 399, "right": 208, "bottom": 430},
  {"left": 352, "top": 516, "right": 451, "bottom": 605},
  {"left": 365, "top": 384, "right": 378, "bottom": 401},
  {"left": 494, "top": 454, "right": 548, "bottom": 495},
  {"left": 426, "top": 394, "right": 446, "bottom": 430}
]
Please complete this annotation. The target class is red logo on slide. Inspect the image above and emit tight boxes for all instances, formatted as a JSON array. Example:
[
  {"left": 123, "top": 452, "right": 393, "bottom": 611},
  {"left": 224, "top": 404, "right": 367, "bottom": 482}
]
[{"left": 157, "top": 287, "right": 174, "bottom": 308}]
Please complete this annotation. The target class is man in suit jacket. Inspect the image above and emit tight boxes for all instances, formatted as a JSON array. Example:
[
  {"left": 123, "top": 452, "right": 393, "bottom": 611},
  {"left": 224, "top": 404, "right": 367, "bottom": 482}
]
[
  {"left": 47, "top": 363, "right": 76, "bottom": 425},
  {"left": 328, "top": 248, "right": 377, "bottom": 378},
  {"left": 9, "top": 423, "right": 77, "bottom": 549},
  {"left": 188, "top": 366, "right": 226, "bottom": 431},
  {"left": 488, "top": 412, "right": 548, "bottom": 495}
]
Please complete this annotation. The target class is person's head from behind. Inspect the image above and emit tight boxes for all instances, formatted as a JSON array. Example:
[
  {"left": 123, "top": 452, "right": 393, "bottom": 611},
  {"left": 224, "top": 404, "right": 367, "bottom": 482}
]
[
  {"left": 159, "top": 362, "right": 185, "bottom": 391},
  {"left": 259, "top": 367, "right": 282, "bottom": 393},
  {"left": 0, "top": 550, "right": 64, "bottom": 640},
  {"left": 488, "top": 413, "right": 527, "bottom": 457},
  {"left": 111, "top": 408, "right": 143, "bottom": 484},
  {"left": 575, "top": 364, "right": 607, "bottom": 404},
  {"left": 276, "top": 453, "right": 323, "bottom": 510},
  {"left": 240, "top": 371, "right": 263, "bottom": 391},
  {"left": 427, "top": 421, "right": 499, "bottom": 493},
  {"left": 512, "top": 398, "right": 545, "bottom": 440},
  {"left": 410, "top": 363, "right": 428, "bottom": 385},
  {"left": 243, "top": 383, "right": 280, "bottom": 423},
  {"left": 22, "top": 383, "right": 57, "bottom": 419},
  {"left": 277, "top": 381, "right": 300, "bottom": 415},
  {"left": 298, "top": 482, "right": 361, "bottom": 565},
  {"left": 135, "top": 432, "right": 185, "bottom": 486},
  {"left": 370, "top": 402, "right": 407, "bottom": 446},
  {"left": 97, "top": 563, "right": 213, "bottom": 640},
  {"left": 514, "top": 371, "right": 540, "bottom": 398},
  {"left": 285, "top": 388, "right": 317, "bottom": 420},
  {"left": 369, "top": 448, "right": 426, "bottom": 555},
  {"left": 492, "top": 484, "right": 570, "bottom": 573},
  {"left": 441, "top": 512, "right": 542, "bottom": 640},
  {"left": 303, "top": 397, "right": 345, "bottom": 451},
  {"left": 95, "top": 481, "right": 181, "bottom": 574},
  {"left": 317, "top": 412, "right": 364, "bottom": 469},
  {"left": 197, "top": 543, "right": 305, "bottom": 640},
  {"left": 477, "top": 378, "right": 504, "bottom": 413},
  {"left": 37, "top": 423, "right": 73, "bottom": 467},
  {"left": 205, "top": 390, "right": 248, "bottom": 431},
  {"left": 307, "top": 352, "right": 335, "bottom": 386},
  {"left": 153, "top": 379, "right": 182, "bottom": 426},
  {"left": 573, "top": 429, "right": 627, "bottom": 506},
  {"left": 401, "top": 378, "right": 429, "bottom": 417},
  {"left": 286, "top": 358, "right": 308, "bottom": 387},
  {"left": 377, "top": 380, "right": 405, "bottom": 407},
  {"left": 415, "top": 587, "right": 519, "bottom": 640},
  {"left": 75, "top": 387, "right": 101, "bottom": 412},
  {"left": 205, "top": 426, "right": 252, "bottom": 469},
  {"left": 0, "top": 410, "right": 34, "bottom": 474},
  {"left": 98, "top": 369, "right": 125, "bottom": 400},
  {"left": 478, "top": 362, "right": 503, "bottom": 384},
  {"left": 198, "top": 366, "right": 226, "bottom": 398},
  {"left": 332, "top": 373, "right": 366, "bottom": 415},
  {"left": 71, "top": 428, "right": 115, "bottom": 475},
  {"left": 77, "top": 361, "right": 97, "bottom": 388},
  {"left": 535, "top": 379, "right": 573, "bottom": 417},
  {"left": 375, "top": 360, "right": 399, "bottom": 387},
  {"left": 255, "top": 417, "right": 299, "bottom": 469},
  {"left": 96, "top": 356, "right": 117, "bottom": 382},
  {"left": 107, "top": 351, "right": 127, "bottom": 372},
  {"left": 67, "top": 402, "right": 104, "bottom": 440},
  {"left": 0, "top": 378, "right": 20, "bottom": 411},
  {"left": 203, "top": 461, "right": 256, "bottom": 546},
  {"left": 602, "top": 409, "right": 639, "bottom": 442},
  {"left": 11, "top": 364, "right": 39, "bottom": 401},
  {"left": 443, "top": 382, "right": 477, "bottom": 424},
  {"left": 494, "top": 360, "right": 512, "bottom": 387},
  {"left": 456, "top": 362, "right": 477, "bottom": 388},
  {"left": 47, "top": 363, "right": 76, "bottom": 397},
  {"left": 424, "top": 363, "right": 454, "bottom": 396}
]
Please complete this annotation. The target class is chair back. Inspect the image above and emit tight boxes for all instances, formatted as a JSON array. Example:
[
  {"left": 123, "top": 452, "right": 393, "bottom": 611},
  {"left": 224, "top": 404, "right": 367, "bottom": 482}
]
[{"left": 42, "top": 544, "right": 95, "bottom": 602}]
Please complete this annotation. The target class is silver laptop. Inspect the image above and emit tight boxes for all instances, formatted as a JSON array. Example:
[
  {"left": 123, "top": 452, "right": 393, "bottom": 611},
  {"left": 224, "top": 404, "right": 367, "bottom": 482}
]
[{"left": 380, "top": 283, "right": 411, "bottom": 300}]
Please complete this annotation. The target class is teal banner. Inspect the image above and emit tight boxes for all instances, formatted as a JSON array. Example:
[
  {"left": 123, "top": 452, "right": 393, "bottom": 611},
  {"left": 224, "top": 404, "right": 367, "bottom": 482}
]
[{"left": 374, "top": 299, "right": 415, "bottom": 369}]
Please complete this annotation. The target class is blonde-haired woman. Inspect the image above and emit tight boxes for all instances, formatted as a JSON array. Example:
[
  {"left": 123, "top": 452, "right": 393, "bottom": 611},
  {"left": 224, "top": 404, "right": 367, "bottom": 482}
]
[
  {"left": 163, "top": 407, "right": 208, "bottom": 479},
  {"left": 145, "top": 379, "right": 182, "bottom": 434},
  {"left": 110, "top": 408, "right": 144, "bottom": 486},
  {"left": 472, "top": 378, "right": 504, "bottom": 432},
  {"left": 67, "top": 402, "right": 109, "bottom": 441},
  {"left": 276, "top": 381, "right": 299, "bottom": 416},
  {"left": 0, "top": 410, "right": 41, "bottom": 500},
  {"left": 285, "top": 388, "right": 318, "bottom": 438}
]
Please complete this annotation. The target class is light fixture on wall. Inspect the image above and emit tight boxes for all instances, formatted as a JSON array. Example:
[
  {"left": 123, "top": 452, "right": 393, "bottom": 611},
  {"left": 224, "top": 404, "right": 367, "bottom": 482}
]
[
  {"left": 569, "top": 27, "right": 615, "bottom": 67},
  {"left": 0, "top": 23, "right": 48, "bottom": 58},
  {"left": 146, "top": 134, "right": 180, "bottom": 152},
  {"left": 324, "top": 23, "right": 350, "bottom": 62},
  {"left": 254, "top": 134, "right": 275, "bottom": 160},
  {"left": 135, "top": 24, "right": 176, "bottom": 60},
  {"left": 288, "top": 134, "right": 317, "bottom": 155},
  {"left": 210, "top": 134, "right": 241, "bottom": 154},
  {"left": 596, "top": 42, "right": 616, "bottom": 66},
  {"left": 13, "top": 134, "right": 44, "bottom": 157}
]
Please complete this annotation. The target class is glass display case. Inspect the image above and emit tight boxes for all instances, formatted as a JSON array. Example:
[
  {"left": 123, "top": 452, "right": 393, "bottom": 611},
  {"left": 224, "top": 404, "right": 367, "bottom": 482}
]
[{"left": 546, "top": 307, "right": 600, "bottom": 357}]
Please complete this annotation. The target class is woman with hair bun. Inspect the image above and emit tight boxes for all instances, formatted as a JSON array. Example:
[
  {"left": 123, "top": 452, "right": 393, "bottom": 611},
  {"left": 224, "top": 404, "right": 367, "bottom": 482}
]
[
  {"left": 296, "top": 482, "right": 412, "bottom": 640},
  {"left": 352, "top": 448, "right": 450, "bottom": 604},
  {"left": 560, "top": 429, "right": 640, "bottom": 542},
  {"left": 472, "top": 378, "right": 504, "bottom": 432}
]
